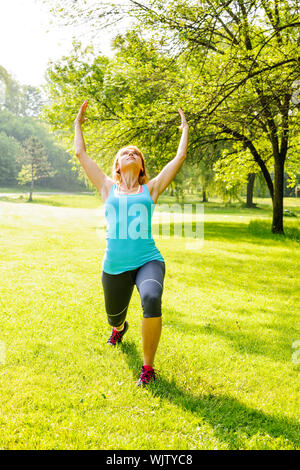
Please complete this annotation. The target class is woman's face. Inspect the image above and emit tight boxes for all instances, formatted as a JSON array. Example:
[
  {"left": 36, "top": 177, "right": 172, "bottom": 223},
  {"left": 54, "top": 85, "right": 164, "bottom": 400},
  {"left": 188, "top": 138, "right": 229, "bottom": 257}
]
[{"left": 117, "top": 148, "right": 143, "bottom": 175}]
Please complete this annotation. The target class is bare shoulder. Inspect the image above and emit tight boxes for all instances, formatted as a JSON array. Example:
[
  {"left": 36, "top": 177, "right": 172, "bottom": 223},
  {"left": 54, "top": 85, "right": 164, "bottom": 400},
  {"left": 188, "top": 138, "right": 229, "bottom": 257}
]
[
  {"left": 146, "top": 179, "right": 159, "bottom": 204},
  {"left": 101, "top": 178, "right": 115, "bottom": 203}
]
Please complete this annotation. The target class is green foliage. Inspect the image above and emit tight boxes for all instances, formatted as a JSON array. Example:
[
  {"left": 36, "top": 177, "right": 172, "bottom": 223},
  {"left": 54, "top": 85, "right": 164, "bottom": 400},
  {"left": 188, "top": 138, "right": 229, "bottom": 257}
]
[
  {"left": 213, "top": 137, "right": 273, "bottom": 187},
  {"left": 0, "top": 67, "right": 44, "bottom": 118},
  {"left": 0, "top": 62, "right": 87, "bottom": 191},
  {"left": 285, "top": 133, "right": 300, "bottom": 188},
  {"left": 0, "top": 132, "right": 21, "bottom": 184},
  {"left": 44, "top": 0, "right": 300, "bottom": 232},
  {"left": 43, "top": 36, "right": 186, "bottom": 179},
  {"left": 0, "top": 107, "right": 85, "bottom": 190},
  {"left": 17, "top": 136, "right": 56, "bottom": 189}
]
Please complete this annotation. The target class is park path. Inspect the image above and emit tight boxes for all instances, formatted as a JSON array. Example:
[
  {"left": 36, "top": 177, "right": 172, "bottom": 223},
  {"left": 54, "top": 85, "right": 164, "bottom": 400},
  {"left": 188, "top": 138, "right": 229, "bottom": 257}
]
[{"left": 0, "top": 200, "right": 105, "bottom": 231}]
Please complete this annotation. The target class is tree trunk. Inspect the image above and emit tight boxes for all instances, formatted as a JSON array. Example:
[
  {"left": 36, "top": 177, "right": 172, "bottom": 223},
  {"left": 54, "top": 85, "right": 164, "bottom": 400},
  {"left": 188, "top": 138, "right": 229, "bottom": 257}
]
[
  {"left": 202, "top": 189, "right": 208, "bottom": 202},
  {"left": 29, "top": 176, "right": 34, "bottom": 202},
  {"left": 272, "top": 158, "right": 284, "bottom": 234},
  {"left": 246, "top": 173, "right": 256, "bottom": 207},
  {"left": 219, "top": 124, "right": 274, "bottom": 200}
]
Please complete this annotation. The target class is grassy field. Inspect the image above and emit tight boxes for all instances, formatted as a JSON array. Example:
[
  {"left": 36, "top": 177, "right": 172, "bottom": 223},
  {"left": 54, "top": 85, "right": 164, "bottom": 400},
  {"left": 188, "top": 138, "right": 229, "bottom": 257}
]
[{"left": 0, "top": 192, "right": 299, "bottom": 450}]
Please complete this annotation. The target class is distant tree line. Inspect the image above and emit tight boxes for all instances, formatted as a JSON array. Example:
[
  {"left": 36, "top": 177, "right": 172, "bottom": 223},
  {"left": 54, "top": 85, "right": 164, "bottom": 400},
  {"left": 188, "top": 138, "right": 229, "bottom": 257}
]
[{"left": 0, "top": 65, "right": 88, "bottom": 192}]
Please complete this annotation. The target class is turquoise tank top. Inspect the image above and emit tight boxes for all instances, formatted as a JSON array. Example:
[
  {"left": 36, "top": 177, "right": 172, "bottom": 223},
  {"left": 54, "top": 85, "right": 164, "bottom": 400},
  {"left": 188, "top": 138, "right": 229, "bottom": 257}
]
[{"left": 102, "top": 183, "right": 165, "bottom": 274}]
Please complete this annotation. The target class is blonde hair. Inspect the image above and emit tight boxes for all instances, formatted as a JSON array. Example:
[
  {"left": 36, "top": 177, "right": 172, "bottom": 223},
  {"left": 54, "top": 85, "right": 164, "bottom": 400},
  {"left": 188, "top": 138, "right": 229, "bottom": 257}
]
[{"left": 112, "top": 145, "right": 149, "bottom": 185}]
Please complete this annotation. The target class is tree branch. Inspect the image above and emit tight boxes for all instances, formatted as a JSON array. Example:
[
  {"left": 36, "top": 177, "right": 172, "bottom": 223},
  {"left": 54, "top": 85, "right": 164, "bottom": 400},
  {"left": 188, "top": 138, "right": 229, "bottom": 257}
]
[
  {"left": 204, "top": 58, "right": 298, "bottom": 118},
  {"left": 219, "top": 123, "right": 274, "bottom": 199}
]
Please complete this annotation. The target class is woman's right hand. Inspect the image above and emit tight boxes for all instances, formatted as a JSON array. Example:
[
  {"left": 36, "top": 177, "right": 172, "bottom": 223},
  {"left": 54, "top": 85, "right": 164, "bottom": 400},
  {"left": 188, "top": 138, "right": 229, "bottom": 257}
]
[{"left": 74, "top": 100, "right": 88, "bottom": 126}]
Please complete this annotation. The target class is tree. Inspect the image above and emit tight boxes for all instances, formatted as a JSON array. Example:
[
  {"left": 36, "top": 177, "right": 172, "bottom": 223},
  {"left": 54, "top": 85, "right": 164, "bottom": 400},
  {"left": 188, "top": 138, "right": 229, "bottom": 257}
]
[
  {"left": 46, "top": 0, "right": 300, "bottom": 234},
  {"left": 0, "top": 63, "right": 86, "bottom": 191},
  {"left": 4, "top": 79, "right": 44, "bottom": 117},
  {"left": 246, "top": 173, "right": 256, "bottom": 207},
  {"left": 0, "top": 132, "right": 20, "bottom": 185},
  {"left": 17, "top": 137, "right": 56, "bottom": 201},
  {"left": 0, "top": 107, "right": 85, "bottom": 190},
  {"left": 1, "top": 63, "right": 44, "bottom": 118},
  {"left": 124, "top": 0, "right": 300, "bottom": 233},
  {"left": 0, "top": 65, "right": 11, "bottom": 107},
  {"left": 43, "top": 37, "right": 186, "bottom": 180},
  {"left": 20, "top": 86, "right": 45, "bottom": 117}
]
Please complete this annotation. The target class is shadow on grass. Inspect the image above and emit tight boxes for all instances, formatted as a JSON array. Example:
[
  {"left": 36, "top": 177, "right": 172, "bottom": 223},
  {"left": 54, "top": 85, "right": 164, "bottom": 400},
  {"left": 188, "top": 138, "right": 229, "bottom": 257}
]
[
  {"left": 152, "top": 220, "right": 300, "bottom": 244},
  {"left": 0, "top": 195, "right": 65, "bottom": 206},
  {"left": 152, "top": 221, "right": 249, "bottom": 242},
  {"left": 156, "top": 198, "right": 272, "bottom": 215},
  {"left": 163, "top": 315, "right": 294, "bottom": 364},
  {"left": 0, "top": 194, "right": 101, "bottom": 209},
  {"left": 121, "top": 341, "right": 299, "bottom": 449},
  {"left": 0, "top": 195, "right": 29, "bottom": 204},
  {"left": 248, "top": 220, "right": 300, "bottom": 243}
]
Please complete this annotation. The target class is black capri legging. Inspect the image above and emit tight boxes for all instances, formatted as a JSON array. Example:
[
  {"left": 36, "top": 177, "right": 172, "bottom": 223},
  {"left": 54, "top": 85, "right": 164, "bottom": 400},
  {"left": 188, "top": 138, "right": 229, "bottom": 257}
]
[{"left": 101, "top": 260, "right": 166, "bottom": 327}]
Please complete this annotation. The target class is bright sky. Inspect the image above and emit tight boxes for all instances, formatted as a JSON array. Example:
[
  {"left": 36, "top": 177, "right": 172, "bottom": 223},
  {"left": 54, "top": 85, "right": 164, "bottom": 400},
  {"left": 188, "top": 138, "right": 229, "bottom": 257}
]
[{"left": 0, "top": 0, "right": 116, "bottom": 88}]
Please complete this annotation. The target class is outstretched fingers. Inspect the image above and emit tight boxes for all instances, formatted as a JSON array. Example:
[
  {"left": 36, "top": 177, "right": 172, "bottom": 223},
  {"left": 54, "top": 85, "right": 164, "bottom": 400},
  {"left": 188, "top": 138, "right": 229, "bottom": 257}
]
[
  {"left": 75, "top": 100, "right": 89, "bottom": 125},
  {"left": 80, "top": 100, "right": 88, "bottom": 117},
  {"left": 178, "top": 108, "right": 187, "bottom": 130}
]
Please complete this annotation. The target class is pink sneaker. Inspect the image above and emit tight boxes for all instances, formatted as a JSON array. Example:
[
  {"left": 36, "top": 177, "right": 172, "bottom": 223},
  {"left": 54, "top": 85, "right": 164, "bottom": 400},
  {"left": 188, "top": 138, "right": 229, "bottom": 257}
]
[
  {"left": 138, "top": 365, "right": 157, "bottom": 386},
  {"left": 107, "top": 321, "right": 129, "bottom": 346}
]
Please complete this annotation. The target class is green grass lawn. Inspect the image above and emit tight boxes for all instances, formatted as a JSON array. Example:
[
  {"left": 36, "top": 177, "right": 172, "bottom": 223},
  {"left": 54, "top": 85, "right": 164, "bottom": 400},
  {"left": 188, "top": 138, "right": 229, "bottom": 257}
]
[{"left": 0, "top": 193, "right": 299, "bottom": 450}]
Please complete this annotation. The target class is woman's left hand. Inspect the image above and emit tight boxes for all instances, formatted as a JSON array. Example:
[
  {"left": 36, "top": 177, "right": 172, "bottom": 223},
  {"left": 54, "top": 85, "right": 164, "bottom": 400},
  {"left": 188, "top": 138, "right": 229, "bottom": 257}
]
[{"left": 178, "top": 108, "right": 188, "bottom": 131}]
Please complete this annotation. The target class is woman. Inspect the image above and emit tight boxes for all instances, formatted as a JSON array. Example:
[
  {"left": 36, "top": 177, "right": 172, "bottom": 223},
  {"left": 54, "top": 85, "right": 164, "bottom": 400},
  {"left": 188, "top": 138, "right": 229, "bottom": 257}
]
[{"left": 74, "top": 100, "right": 189, "bottom": 386}]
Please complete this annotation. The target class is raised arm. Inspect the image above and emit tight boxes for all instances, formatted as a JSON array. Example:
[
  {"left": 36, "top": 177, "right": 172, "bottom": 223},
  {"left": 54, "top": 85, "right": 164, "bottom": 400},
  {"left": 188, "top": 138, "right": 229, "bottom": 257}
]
[
  {"left": 74, "top": 100, "right": 112, "bottom": 200},
  {"left": 149, "top": 109, "right": 189, "bottom": 203}
]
